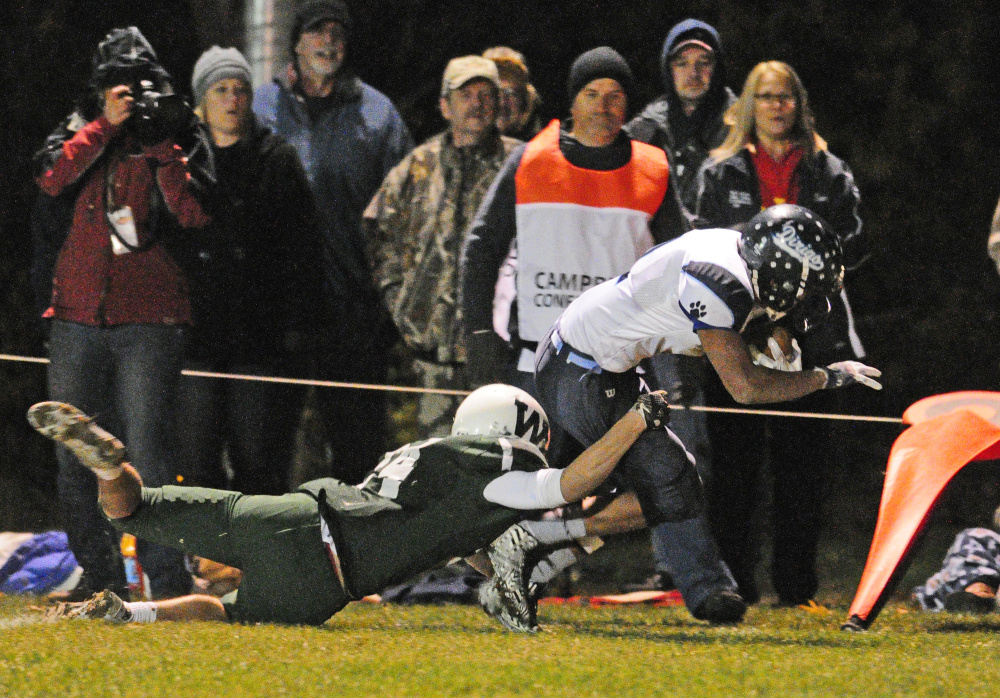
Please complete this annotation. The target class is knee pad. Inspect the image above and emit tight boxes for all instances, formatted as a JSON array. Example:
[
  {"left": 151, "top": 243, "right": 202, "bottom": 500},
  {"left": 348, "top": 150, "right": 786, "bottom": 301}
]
[{"left": 634, "top": 463, "right": 705, "bottom": 526}]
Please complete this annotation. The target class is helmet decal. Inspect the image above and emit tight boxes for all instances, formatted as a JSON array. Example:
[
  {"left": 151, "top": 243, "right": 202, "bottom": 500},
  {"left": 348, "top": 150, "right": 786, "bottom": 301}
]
[
  {"left": 514, "top": 398, "right": 549, "bottom": 447},
  {"left": 452, "top": 384, "right": 551, "bottom": 451},
  {"left": 773, "top": 221, "right": 825, "bottom": 270}
]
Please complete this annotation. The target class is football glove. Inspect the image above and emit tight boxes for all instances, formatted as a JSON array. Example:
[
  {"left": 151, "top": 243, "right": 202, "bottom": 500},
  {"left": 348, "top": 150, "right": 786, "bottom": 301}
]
[
  {"left": 750, "top": 337, "right": 803, "bottom": 372},
  {"left": 630, "top": 391, "right": 671, "bottom": 429},
  {"left": 816, "top": 361, "right": 882, "bottom": 390}
]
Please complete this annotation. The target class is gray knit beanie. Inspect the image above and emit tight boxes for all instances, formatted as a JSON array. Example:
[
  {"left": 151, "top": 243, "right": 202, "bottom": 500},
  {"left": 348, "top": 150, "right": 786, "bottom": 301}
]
[{"left": 191, "top": 46, "right": 252, "bottom": 105}]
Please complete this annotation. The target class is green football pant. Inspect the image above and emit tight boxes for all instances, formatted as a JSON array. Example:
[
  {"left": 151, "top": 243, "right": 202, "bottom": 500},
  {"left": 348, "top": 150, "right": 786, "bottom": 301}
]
[{"left": 111, "top": 485, "right": 348, "bottom": 625}]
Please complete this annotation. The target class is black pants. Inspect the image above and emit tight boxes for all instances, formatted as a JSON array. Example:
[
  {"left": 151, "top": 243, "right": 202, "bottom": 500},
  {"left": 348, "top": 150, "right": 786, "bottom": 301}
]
[{"left": 705, "top": 373, "right": 837, "bottom": 604}]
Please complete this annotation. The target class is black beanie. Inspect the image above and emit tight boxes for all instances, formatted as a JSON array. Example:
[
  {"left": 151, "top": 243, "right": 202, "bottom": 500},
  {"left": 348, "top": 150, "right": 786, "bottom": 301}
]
[
  {"left": 290, "top": 0, "right": 352, "bottom": 51},
  {"left": 566, "top": 47, "right": 635, "bottom": 107}
]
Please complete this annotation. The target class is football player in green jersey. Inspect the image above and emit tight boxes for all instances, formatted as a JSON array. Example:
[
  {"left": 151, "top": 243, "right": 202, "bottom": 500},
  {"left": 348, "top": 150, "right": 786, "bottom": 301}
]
[{"left": 30, "top": 384, "right": 669, "bottom": 629}]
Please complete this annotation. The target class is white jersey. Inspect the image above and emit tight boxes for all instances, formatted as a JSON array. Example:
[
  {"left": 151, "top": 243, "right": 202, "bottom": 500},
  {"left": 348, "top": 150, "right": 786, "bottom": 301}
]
[{"left": 557, "top": 229, "right": 755, "bottom": 372}]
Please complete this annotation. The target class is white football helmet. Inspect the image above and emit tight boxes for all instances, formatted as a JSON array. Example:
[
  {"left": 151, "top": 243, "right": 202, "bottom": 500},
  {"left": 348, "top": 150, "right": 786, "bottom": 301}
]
[{"left": 451, "top": 384, "right": 550, "bottom": 451}]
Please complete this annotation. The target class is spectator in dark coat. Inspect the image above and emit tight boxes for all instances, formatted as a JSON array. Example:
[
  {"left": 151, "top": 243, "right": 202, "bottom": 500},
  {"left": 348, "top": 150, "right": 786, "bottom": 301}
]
[
  {"left": 174, "top": 47, "right": 323, "bottom": 495},
  {"left": 692, "top": 60, "right": 866, "bottom": 606}
]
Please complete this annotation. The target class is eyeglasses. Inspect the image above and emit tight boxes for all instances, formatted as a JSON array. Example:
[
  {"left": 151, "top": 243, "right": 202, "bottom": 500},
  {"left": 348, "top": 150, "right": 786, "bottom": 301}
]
[{"left": 754, "top": 93, "right": 796, "bottom": 106}]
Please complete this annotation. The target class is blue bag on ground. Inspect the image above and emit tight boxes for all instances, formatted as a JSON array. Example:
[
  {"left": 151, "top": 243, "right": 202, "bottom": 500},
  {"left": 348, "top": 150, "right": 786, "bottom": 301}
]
[{"left": 0, "top": 531, "right": 79, "bottom": 594}]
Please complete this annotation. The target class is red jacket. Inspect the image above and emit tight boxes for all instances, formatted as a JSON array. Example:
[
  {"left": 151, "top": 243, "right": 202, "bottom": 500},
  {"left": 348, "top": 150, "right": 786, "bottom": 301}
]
[{"left": 37, "top": 115, "right": 209, "bottom": 326}]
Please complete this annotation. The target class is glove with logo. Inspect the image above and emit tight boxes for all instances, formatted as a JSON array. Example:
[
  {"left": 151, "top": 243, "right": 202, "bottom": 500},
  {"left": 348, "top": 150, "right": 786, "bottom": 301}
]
[
  {"left": 816, "top": 361, "right": 883, "bottom": 390},
  {"left": 630, "top": 391, "right": 671, "bottom": 430}
]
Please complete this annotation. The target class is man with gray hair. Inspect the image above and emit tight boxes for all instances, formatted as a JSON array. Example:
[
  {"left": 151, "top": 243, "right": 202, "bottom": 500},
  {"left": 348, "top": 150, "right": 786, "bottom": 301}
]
[
  {"left": 366, "top": 56, "right": 521, "bottom": 438},
  {"left": 253, "top": 0, "right": 412, "bottom": 484}
]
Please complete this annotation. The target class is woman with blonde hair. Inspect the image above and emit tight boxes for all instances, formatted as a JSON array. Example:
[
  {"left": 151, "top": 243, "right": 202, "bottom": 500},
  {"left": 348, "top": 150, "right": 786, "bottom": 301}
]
[
  {"left": 691, "top": 60, "right": 867, "bottom": 608},
  {"left": 174, "top": 47, "right": 323, "bottom": 496}
]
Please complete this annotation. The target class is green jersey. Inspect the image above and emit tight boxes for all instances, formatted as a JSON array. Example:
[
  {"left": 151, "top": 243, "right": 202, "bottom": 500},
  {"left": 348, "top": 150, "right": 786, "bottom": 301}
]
[{"left": 325, "top": 435, "right": 548, "bottom": 596}]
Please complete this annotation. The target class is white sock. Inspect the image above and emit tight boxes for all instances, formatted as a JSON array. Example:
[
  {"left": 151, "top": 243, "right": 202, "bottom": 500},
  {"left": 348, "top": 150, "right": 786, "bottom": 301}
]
[
  {"left": 93, "top": 466, "right": 124, "bottom": 481},
  {"left": 520, "top": 518, "right": 587, "bottom": 545},
  {"left": 123, "top": 601, "right": 157, "bottom": 623}
]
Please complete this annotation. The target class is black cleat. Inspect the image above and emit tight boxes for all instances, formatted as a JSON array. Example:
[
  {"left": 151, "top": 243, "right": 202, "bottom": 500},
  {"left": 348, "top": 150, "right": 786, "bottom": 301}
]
[{"left": 692, "top": 589, "right": 747, "bottom": 625}]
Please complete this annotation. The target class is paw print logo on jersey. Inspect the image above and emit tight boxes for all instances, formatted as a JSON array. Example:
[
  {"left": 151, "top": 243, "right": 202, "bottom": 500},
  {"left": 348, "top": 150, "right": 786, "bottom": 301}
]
[{"left": 687, "top": 301, "right": 708, "bottom": 320}]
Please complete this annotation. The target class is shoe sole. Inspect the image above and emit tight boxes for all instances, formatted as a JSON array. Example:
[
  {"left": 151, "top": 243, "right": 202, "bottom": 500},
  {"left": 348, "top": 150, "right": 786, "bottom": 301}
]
[
  {"left": 47, "top": 590, "right": 129, "bottom": 621},
  {"left": 27, "top": 402, "right": 126, "bottom": 473}
]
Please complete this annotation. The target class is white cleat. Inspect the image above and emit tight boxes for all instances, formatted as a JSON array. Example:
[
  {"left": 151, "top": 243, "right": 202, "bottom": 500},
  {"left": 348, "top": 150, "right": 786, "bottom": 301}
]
[
  {"left": 47, "top": 590, "right": 132, "bottom": 622},
  {"left": 27, "top": 402, "right": 126, "bottom": 475}
]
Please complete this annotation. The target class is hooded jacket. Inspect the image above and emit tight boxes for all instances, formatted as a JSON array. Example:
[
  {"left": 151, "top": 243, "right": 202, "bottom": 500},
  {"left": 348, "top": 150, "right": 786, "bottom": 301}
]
[
  {"left": 253, "top": 71, "right": 413, "bottom": 307},
  {"left": 625, "top": 19, "right": 737, "bottom": 204},
  {"left": 34, "top": 27, "right": 210, "bottom": 326}
]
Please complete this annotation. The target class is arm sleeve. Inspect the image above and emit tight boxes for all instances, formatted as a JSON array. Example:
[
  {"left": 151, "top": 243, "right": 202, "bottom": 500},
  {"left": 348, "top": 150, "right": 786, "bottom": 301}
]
[
  {"left": 380, "top": 109, "right": 414, "bottom": 180},
  {"left": 146, "top": 140, "right": 211, "bottom": 228},
  {"left": 364, "top": 154, "right": 414, "bottom": 305},
  {"left": 691, "top": 160, "right": 725, "bottom": 229},
  {"left": 459, "top": 144, "right": 526, "bottom": 333},
  {"left": 263, "top": 141, "right": 325, "bottom": 331},
  {"left": 482, "top": 468, "right": 568, "bottom": 510},
  {"left": 623, "top": 113, "right": 657, "bottom": 145},
  {"left": 649, "top": 173, "right": 693, "bottom": 243},
  {"left": 824, "top": 157, "right": 866, "bottom": 271},
  {"left": 36, "top": 115, "right": 120, "bottom": 196}
]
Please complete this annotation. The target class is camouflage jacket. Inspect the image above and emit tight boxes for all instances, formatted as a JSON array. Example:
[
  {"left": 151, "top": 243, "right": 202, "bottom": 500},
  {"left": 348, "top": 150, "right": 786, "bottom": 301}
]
[
  {"left": 365, "top": 129, "right": 520, "bottom": 363},
  {"left": 912, "top": 528, "right": 1000, "bottom": 611}
]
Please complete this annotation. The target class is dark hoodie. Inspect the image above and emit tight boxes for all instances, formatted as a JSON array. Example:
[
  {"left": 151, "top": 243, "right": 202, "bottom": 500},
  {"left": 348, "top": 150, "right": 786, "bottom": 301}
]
[{"left": 625, "top": 19, "right": 737, "bottom": 203}]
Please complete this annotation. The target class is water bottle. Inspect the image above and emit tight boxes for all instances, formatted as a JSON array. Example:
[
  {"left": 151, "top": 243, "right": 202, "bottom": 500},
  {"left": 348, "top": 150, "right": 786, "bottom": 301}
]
[{"left": 120, "top": 533, "right": 150, "bottom": 600}]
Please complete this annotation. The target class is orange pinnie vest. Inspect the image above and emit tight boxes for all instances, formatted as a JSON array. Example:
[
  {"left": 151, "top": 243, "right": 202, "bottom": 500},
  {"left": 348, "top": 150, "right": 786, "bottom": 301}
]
[{"left": 512, "top": 120, "right": 669, "bottom": 342}]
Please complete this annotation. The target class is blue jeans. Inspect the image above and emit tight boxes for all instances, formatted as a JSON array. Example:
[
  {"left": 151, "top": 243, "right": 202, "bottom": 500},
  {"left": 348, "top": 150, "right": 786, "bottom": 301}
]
[
  {"left": 646, "top": 353, "right": 714, "bottom": 579},
  {"left": 534, "top": 331, "right": 735, "bottom": 611},
  {"left": 48, "top": 320, "right": 192, "bottom": 597},
  {"left": 176, "top": 361, "right": 306, "bottom": 494}
]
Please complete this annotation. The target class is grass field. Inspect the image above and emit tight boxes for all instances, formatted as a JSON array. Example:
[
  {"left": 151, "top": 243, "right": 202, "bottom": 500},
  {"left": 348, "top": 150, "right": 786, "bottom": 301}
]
[{"left": 4, "top": 585, "right": 1000, "bottom": 697}]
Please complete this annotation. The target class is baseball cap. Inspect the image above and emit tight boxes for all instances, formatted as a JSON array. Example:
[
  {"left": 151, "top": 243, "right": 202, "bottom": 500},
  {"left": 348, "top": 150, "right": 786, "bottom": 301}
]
[{"left": 441, "top": 56, "right": 500, "bottom": 97}]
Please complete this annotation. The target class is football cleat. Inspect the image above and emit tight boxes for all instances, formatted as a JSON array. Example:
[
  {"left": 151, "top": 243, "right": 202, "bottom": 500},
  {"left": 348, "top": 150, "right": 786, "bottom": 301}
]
[
  {"left": 46, "top": 590, "right": 132, "bottom": 622},
  {"left": 27, "top": 402, "right": 126, "bottom": 474},
  {"left": 483, "top": 524, "right": 541, "bottom": 632},
  {"left": 692, "top": 588, "right": 747, "bottom": 625}
]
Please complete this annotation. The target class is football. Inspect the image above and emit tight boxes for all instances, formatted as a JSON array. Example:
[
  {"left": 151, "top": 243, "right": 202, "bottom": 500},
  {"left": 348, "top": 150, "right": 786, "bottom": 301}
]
[
  {"left": 743, "top": 319, "right": 795, "bottom": 359},
  {"left": 763, "top": 325, "right": 795, "bottom": 360}
]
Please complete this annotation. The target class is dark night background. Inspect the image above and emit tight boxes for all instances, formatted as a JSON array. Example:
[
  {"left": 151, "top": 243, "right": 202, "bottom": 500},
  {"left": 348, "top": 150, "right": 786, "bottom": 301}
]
[{"left": 2, "top": 0, "right": 1000, "bottom": 556}]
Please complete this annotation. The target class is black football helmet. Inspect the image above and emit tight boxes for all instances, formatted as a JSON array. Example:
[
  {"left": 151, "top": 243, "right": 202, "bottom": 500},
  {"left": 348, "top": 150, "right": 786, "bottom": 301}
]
[{"left": 739, "top": 204, "right": 844, "bottom": 323}]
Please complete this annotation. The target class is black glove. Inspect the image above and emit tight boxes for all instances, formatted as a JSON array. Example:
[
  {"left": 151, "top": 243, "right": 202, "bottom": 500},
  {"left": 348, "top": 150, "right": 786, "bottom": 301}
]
[
  {"left": 465, "top": 330, "right": 511, "bottom": 389},
  {"left": 630, "top": 391, "right": 671, "bottom": 430}
]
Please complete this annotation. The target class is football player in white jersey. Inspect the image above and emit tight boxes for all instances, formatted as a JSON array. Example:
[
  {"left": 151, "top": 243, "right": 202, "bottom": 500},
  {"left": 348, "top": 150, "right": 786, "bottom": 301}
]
[{"left": 485, "top": 204, "right": 880, "bottom": 626}]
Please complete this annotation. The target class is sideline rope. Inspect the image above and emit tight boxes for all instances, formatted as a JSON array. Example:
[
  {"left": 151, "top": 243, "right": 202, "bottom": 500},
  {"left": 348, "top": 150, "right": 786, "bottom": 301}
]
[{"left": 0, "top": 353, "right": 904, "bottom": 424}]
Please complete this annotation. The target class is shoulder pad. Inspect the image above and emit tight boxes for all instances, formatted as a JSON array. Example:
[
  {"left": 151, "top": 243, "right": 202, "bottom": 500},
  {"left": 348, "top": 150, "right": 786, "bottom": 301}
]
[{"left": 680, "top": 262, "right": 753, "bottom": 330}]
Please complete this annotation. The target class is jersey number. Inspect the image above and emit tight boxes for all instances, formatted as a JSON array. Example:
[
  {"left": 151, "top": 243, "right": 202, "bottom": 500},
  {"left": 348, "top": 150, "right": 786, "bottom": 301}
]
[{"left": 362, "top": 438, "right": 441, "bottom": 500}]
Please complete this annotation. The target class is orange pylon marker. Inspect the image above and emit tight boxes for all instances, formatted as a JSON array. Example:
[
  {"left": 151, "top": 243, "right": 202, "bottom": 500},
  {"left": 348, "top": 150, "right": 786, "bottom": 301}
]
[{"left": 843, "top": 392, "right": 1000, "bottom": 631}]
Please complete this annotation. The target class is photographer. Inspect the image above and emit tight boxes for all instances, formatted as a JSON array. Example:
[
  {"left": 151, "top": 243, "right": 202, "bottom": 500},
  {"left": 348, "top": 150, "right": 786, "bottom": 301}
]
[{"left": 33, "top": 27, "right": 209, "bottom": 601}]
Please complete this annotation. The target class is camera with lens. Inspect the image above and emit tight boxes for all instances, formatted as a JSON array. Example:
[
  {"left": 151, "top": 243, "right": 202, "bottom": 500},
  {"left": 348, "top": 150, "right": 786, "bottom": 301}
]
[{"left": 128, "top": 79, "right": 192, "bottom": 145}]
